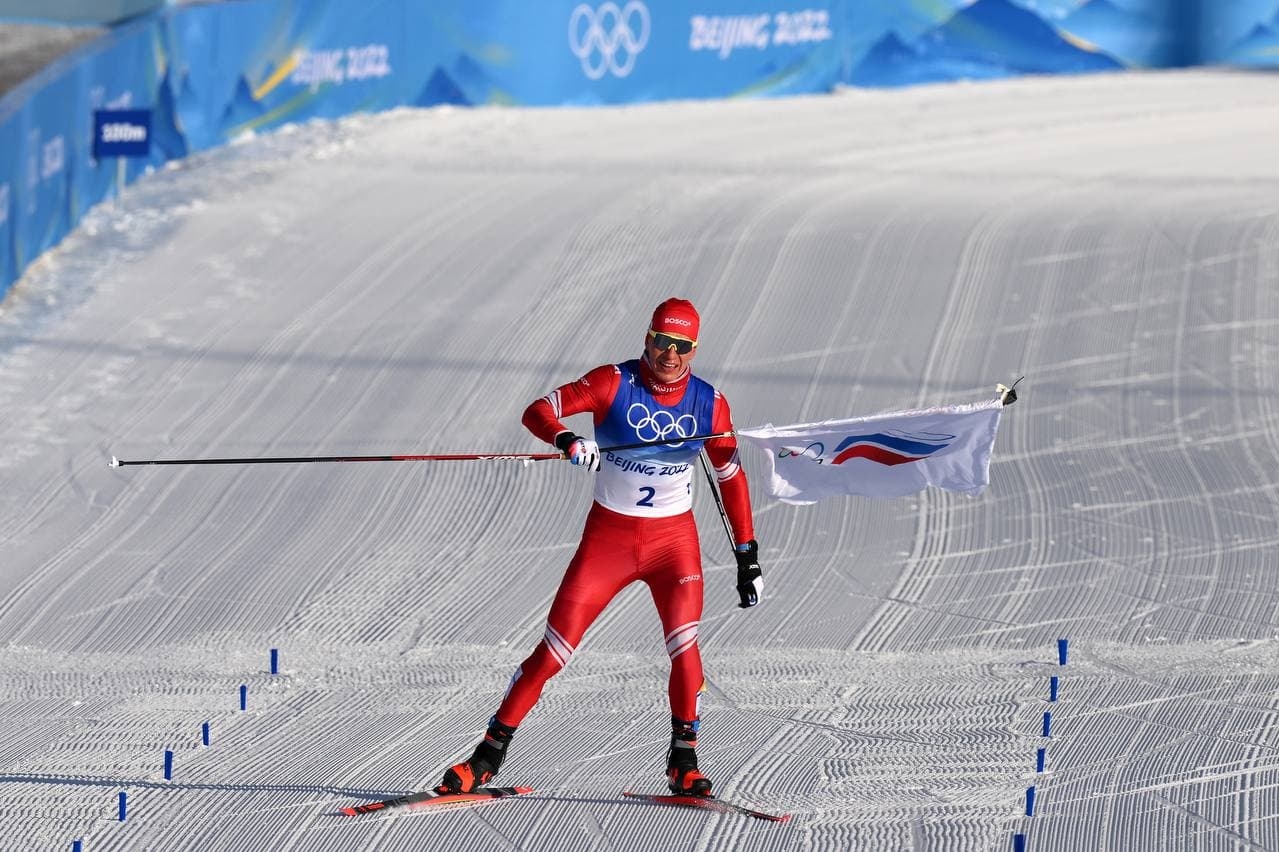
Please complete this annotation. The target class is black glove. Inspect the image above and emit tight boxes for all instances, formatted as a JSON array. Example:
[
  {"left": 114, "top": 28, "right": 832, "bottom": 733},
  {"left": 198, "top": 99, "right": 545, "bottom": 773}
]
[{"left": 734, "top": 540, "right": 763, "bottom": 608}]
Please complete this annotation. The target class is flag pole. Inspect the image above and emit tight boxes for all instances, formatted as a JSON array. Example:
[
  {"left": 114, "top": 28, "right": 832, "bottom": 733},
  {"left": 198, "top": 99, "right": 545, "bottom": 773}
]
[{"left": 602, "top": 430, "right": 735, "bottom": 454}]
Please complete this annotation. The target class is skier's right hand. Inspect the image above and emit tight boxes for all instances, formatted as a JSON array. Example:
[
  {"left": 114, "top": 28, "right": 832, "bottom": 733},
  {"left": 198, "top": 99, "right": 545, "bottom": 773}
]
[
  {"left": 556, "top": 431, "right": 600, "bottom": 472},
  {"left": 734, "top": 540, "right": 763, "bottom": 608}
]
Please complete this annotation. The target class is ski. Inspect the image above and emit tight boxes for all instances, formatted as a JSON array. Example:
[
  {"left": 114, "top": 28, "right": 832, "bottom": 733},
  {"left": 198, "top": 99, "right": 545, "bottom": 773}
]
[
  {"left": 340, "top": 785, "right": 533, "bottom": 816},
  {"left": 621, "top": 791, "right": 791, "bottom": 823}
]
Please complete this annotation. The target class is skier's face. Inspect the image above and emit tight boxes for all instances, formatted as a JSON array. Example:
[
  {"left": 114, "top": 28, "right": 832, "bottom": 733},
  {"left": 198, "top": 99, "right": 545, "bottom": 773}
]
[{"left": 645, "top": 329, "right": 696, "bottom": 384}]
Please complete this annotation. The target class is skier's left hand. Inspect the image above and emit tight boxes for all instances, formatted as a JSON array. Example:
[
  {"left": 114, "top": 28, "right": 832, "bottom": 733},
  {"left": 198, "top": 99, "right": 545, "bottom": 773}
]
[{"left": 734, "top": 540, "right": 763, "bottom": 608}]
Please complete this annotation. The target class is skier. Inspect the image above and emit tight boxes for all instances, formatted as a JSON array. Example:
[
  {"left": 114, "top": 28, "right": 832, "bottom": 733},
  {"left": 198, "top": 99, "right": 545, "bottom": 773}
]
[{"left": 438, "top": 297, "right": 763, "bottom": 798}]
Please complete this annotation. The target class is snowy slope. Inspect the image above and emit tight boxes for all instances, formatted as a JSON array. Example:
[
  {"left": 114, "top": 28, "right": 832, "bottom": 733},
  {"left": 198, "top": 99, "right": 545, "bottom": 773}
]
[{"left": 2, "top": 69, "right": 1279, "bottom": 851}]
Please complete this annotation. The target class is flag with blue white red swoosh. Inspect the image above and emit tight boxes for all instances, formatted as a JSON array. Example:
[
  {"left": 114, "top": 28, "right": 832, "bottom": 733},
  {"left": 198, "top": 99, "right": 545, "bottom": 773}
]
[{"left": 737, "top": 398, "right": 1004, "bottom": 504}]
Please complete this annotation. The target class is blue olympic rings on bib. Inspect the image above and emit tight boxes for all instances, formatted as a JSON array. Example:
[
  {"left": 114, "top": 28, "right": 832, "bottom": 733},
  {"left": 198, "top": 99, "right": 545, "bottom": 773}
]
[{"left": 627, "top": 402, "right": 698, "bottom": 445}]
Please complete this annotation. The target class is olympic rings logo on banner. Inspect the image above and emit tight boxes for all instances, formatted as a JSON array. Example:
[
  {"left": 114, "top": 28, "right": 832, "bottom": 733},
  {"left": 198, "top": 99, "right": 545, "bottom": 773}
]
[
  {"left": 627, "top": 402, "right": 697, "bottom": 445},
  {"left": 568, "top": 1, "right": 651, "bottom": 80}
]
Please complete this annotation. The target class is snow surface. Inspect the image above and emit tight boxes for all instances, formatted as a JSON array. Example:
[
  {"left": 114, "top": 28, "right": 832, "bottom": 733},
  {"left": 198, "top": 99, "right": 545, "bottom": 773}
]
[
  {"left": 0, "top": 23, "right": 101, "bottom": 96},
  {"left": 2, "top": 69, "right": 1279, "bottom": 851}
]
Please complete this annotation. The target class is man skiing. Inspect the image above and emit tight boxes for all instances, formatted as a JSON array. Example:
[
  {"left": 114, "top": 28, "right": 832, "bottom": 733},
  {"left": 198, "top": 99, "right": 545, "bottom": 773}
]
[{"left": 439, "top": 297, "right": 763, "bottom": 798}]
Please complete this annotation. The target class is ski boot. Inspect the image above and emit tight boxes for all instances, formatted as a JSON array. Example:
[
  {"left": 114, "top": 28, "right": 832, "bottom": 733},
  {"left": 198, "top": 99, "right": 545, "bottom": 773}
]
[
  {"left": 666, "top": 716, "right": 712, "bottom": 797},
  {"left": 438, "top": 716, "right": 516, "bottom": 793}
]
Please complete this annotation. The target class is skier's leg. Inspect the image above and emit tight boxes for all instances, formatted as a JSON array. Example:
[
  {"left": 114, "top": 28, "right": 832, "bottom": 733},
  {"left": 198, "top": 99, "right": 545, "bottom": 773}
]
[
  {"left": 643, "top": 514, "right": 711, "bottom": 796},
  {"left": 496, "top": 512, "right": 635, "bottom": 726},
  {"left": 442, "top": 507, "right": 635, "bottom": 792}
]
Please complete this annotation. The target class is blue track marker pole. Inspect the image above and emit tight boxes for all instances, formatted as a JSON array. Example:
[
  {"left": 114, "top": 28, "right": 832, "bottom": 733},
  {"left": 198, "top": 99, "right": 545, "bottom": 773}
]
[
  {"left": 239, "top": 684, "right": 247, "bottom": 711},
  {"left": 1025, "top": 786, "right": 1036, "bottom": 816},
  {"left": 270, "top": 648, "right": 279, "bottom": 675},
  {"left": 1057, "top": 638, "right": 1068, "bottom": 665},
  {"left": 1014, "top": 834, "right": 1026, "bottom": 852},
  {"left": 1036, "top": 748, "right": 1046, "bottom": 773},
  {"left": 1042, "top": 711, "right": 1052, "bottom": 738},
  {"left": 118, "top": 791, "right": 127, "bottom": 821},
  {"left": 163, "top": 749, "right": 173, "bottom": 780},
  {"left": 202, "top": 721, "right": 210, "bottom": 746},
  {"left": 1049, "top": 676, "right": 1059, "bottom": 701}
]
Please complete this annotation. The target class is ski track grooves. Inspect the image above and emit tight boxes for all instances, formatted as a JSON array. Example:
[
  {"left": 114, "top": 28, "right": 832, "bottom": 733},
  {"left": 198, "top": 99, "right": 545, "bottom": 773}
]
[{"left": 3, "top": 71, "right": 1279, "bottom": 851}]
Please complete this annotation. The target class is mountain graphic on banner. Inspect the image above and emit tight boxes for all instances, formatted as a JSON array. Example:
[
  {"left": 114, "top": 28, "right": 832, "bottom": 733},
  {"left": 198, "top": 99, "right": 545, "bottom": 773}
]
[
  {"left": 852, "top": 0, "right": 1122, "bottom": 86},
  {"left": 1059, "top": 0, "right": 1171, "bottom": 67},
  {"left": 415, "top": 67, "right": 471, "bottom": 107}
]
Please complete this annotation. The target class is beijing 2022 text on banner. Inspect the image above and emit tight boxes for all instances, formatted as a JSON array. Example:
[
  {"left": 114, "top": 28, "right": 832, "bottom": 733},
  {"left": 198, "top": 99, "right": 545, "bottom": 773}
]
[{"left": 3, "top": 0, "right": 1279, "bottom": 300}]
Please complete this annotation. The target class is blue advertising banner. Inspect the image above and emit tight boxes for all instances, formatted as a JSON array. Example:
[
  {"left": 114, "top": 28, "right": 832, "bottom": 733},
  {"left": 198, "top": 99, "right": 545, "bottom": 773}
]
[
  {"left": 11, "top": 67, "right": 75, "bottom": 278},
  {"left": 471, "top": 1, "right": 842, "bottom": 105},
  {"left": 0, "top": 0, "right": 1277, "bottom": 301},
  {"left": 0, "top": 113, "right": 16, "bottom": 288}
]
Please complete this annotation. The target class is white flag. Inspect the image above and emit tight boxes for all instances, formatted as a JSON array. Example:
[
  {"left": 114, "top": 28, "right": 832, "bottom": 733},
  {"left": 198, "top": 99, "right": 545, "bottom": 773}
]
[{"left": 737, "top": 398, "right": 1004, "bottom": 505}]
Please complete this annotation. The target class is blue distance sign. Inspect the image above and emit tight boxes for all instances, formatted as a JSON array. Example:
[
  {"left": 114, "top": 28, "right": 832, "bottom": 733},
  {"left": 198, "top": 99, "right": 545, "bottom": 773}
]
[{"left": 92, "top": 109, "right": 152, "bottom": 158}]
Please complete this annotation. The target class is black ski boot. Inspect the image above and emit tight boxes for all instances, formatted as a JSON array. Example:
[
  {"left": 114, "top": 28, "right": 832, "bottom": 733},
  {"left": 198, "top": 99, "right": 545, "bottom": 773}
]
[
  {"left": 666, "top": 716, "right": 712, "bottom": 797},
  {"left": 438, "top": 716, "right": 517, "bottom": 794}
]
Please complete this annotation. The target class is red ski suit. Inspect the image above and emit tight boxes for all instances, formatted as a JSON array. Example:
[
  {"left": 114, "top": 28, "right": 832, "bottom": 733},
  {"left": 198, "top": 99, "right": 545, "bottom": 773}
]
[{"left": 494, "top": 357, "right": 755, "bottom": 727}]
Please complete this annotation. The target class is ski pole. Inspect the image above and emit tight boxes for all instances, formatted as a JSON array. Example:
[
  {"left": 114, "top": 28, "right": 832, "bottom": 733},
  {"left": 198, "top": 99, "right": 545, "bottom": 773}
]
[
  {"left": 697, "top": 449, "right": 736, "bottom": 551},
  {"left": 110, "top": 452, "right": 563, "bottom": 468},
  {"left": 109, "top": 432, "right": 738, "bottom": 468}
]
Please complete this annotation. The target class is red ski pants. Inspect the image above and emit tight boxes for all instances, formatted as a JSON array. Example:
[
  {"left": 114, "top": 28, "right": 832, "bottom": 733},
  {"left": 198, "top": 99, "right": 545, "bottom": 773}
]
[{"left": 495, "top": 503, "right": 705, "bottom": 727}]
